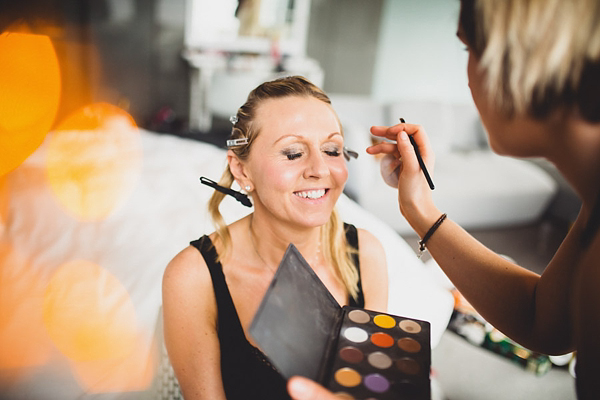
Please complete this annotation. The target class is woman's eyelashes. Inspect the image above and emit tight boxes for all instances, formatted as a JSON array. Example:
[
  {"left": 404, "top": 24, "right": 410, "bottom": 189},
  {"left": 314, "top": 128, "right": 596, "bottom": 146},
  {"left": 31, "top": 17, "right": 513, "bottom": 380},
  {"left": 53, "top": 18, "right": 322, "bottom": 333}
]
[
  {"left": 286, "top": 152, "right": 303, "bottom": 160},
  {"left": 281, "top": 146, "right": 342, "bottom": 161},
  {"left": 283, "top": 149, "right": 303, "bottom": 160}
]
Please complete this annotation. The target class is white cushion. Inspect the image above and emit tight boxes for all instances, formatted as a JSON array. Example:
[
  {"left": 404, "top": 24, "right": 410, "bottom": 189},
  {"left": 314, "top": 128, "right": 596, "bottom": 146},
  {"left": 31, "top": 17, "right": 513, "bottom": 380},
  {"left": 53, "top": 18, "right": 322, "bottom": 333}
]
[{"left": 357, "top": 151, "right": 558, "bottom": 234}]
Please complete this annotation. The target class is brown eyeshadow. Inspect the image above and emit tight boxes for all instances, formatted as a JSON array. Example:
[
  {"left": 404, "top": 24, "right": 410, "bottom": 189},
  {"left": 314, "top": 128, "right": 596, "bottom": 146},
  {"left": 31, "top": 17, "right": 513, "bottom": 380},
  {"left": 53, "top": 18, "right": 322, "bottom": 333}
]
[
  {"left": 397, "top": 337, "right": 422, "bottom": 353},
  {"left": 396, "top": 357, "right": 421, "bottom": 375},
  {"left": 339, "top": 346, "right": 364, "bottom": 364}
]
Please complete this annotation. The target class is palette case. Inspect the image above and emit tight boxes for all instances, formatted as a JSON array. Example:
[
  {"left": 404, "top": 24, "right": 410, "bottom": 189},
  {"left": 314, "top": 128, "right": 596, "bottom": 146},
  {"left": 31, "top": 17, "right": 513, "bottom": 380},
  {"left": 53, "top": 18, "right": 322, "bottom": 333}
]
[{"left": 249, "top": 244, "right": 431, "bottom": 400}]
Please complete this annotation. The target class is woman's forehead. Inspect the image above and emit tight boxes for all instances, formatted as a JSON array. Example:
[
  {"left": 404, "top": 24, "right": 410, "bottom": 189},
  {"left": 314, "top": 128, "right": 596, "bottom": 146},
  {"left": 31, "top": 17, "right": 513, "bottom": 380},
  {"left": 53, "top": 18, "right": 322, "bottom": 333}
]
[{"left": 254, "top": 96, "right": 341, "bottom": 142}]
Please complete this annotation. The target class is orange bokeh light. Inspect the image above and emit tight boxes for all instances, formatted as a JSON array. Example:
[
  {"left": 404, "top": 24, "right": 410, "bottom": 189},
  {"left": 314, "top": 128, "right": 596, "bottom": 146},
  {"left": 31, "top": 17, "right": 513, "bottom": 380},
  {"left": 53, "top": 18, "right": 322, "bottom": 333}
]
[
  {"left": 45, "top": 103, "right": 142, "bottom": 222},
  {"left": 42, "top": 259, "right": 156, "bottom": 392},
  {"left": 70, "top": 336, "right": 157, "bottom": 393},
  {"left": 0, "top": 241, "right": 52, "bottom": 379},
  {"left": 0, "top": 32, "right": 61, "bottom": 177},
  {"left": 43, "top": 259, "right": 139, "bottom": 363},
  {"left": 0, "top": 176, "right": 8, "bottom": 230}
]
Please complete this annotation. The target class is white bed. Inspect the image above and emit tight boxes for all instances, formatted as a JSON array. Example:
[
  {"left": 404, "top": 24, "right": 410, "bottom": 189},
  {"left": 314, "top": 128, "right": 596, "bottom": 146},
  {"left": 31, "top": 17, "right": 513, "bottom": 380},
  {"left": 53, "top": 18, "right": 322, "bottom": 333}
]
[{"left": 0, "top": 129, "right": 453, "bottom": 399}]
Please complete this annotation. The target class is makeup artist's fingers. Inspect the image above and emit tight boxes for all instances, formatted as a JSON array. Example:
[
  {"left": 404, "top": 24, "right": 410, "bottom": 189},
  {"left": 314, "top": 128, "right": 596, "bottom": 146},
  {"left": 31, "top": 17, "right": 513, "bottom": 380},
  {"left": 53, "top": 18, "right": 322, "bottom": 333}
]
[
  {"left": 370, "top": 122, "right": 414, "bottom": 141},
  {"left": 288, "top": 376, "right": 338, "bottom": 400},
  {"left": 395, "top": 131, "right": 420, "bottom": 176},
  {"left": 394, "top": 130, "right": 438, "bottom": 223},
  {"left": 405, "top": 124, "right": 435, "bottom": 168},
  {"left": 370, "top": 124, "right": 434, "bottom": 169},
  {"left": 366, "top": 141, "right": 400, "bottom": 158},
  {"left": 380, "top": 153, "right": 402, "bottom": 188}
]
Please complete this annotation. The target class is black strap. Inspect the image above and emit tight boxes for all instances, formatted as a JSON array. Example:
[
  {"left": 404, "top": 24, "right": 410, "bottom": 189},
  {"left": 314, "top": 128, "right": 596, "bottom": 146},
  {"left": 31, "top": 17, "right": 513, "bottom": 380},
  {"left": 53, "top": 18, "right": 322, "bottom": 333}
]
[{"left": 189, "top": 236, "right": 246, "bottom": 340}]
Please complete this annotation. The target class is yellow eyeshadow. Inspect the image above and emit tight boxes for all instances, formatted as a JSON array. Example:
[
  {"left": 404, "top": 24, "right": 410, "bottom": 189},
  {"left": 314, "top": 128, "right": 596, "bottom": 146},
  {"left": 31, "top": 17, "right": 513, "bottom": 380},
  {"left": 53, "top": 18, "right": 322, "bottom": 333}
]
[{"left": 373, "top": 314, "right": 396, "bottom": 329}]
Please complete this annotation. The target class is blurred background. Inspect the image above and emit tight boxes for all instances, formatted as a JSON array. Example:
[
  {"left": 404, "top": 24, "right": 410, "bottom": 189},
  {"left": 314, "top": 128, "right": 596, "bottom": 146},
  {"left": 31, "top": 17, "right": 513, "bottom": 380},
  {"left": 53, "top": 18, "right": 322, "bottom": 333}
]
[
  {"left": 0, "top": 0, "right": 471, "bottom": 134},
  {"left": 0, "top": 0, "right": 581, "bottom": 399}
]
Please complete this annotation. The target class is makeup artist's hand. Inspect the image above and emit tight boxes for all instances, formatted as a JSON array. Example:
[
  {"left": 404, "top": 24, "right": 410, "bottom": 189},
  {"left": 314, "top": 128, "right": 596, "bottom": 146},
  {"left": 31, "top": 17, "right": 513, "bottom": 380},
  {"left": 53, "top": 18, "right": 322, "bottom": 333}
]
[
  {"left": 287, "top": 376, "right": 338, "bottom": 400},
  {"left": 367, "top": 123, "right": 441, "bottom": 236}
]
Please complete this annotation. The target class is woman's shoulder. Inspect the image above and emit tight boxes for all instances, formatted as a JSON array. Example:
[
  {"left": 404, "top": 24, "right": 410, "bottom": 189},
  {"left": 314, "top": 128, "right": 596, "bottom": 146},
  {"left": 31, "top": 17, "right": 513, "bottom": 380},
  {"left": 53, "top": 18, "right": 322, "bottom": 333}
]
[
  {"left": 354, "top": 227, "right": 387, "bottom": 271},
  {"left": 163, "top": 244, "right": 213, "bottom": 298},
  {"left": 356, "top": 227, "right": 384, "bottom": 252}
]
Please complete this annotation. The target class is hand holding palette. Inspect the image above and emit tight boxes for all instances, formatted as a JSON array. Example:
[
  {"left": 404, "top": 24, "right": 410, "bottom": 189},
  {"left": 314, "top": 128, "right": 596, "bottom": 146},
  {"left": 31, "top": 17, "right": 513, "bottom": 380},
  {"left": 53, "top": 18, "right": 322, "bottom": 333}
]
[{"left": 249, "top": 244, "right": 431, "bottom": 400}]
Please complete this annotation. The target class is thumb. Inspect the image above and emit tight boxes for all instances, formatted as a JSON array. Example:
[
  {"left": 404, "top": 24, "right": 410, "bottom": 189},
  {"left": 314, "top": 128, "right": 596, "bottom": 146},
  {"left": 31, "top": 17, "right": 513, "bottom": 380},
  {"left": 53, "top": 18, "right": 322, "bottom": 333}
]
[
  {"left": 288, "top": 376, "right": 336, "bottom": 400},
  {"left": 396, "top": 130, "right": 420, "bottom": 174}
]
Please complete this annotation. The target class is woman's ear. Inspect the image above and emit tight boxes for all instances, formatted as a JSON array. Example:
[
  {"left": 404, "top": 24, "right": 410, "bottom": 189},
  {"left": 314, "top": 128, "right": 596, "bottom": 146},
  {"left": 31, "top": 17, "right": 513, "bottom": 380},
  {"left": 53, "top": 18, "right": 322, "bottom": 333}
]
[{"left": 227, "top": 150, "right": 252, "bottom": 189}]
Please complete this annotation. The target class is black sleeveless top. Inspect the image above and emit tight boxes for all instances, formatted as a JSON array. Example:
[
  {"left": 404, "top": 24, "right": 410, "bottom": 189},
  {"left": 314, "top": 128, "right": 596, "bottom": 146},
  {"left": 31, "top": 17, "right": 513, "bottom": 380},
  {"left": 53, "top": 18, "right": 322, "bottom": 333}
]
[{"left": 190, "top": 223, "right": 364, "bottom": 400}]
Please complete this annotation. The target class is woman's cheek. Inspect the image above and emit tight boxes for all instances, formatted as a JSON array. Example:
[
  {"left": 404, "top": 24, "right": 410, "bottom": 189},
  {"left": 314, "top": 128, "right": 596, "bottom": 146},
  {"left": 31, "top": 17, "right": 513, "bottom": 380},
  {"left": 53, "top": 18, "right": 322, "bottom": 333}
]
[
  {"left": 332, "top": 160, "right": 349, "bottom": 185},
  {"left": 262, "top": 163, "right": 300, "bottom": 191}
]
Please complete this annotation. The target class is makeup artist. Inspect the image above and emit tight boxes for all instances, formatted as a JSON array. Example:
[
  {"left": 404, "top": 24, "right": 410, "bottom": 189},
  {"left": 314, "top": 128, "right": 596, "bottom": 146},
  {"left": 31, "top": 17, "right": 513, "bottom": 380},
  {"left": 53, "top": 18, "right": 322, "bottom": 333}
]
[
  {"left": 287, "top": 0, "right": 600, "bottom": 399},
  {"left": 162, "top": 76, "right": 388, "bottom": 400}
]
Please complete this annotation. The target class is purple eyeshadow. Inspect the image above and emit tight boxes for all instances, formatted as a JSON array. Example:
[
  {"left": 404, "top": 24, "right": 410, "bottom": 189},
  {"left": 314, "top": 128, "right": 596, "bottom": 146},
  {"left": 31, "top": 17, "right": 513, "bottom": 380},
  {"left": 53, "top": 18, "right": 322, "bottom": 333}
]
[{"left": 363, "top": 373, "right": 390, "bottom": 393}]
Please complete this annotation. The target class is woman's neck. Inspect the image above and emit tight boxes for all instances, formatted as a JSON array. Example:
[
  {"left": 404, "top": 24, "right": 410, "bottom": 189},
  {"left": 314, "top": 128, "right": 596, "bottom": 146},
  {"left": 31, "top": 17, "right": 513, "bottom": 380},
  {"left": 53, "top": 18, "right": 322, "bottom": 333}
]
[
  {"left": 248, "top": 212, "right": 322, "bottom": 271},
  {"left": 546, "top": 114, "right": 600, "bottom": 210}
]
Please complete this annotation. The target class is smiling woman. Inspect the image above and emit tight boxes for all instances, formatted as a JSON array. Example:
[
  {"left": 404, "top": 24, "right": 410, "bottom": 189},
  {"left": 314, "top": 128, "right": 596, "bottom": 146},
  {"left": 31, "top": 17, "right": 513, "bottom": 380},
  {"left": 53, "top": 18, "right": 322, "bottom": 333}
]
[{"left": 162, "top": 76, "right": 389, "bottom": 400}]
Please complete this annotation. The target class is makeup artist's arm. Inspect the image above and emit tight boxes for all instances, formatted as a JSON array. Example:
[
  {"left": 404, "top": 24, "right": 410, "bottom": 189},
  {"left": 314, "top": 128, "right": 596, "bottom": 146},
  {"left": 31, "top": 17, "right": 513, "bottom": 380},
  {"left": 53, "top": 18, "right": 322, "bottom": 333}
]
[
  {"left": 357, "top": 229, "right": 388, "bottom": 312},
  {"left": 162, "top": 246, "right": 227, "bottom": 400},
  {"left": 574, "top": 230, "right": 600, "bottom": 399},
  {"left": 367, "top": 123, "right": 574, "bottom": 355}
]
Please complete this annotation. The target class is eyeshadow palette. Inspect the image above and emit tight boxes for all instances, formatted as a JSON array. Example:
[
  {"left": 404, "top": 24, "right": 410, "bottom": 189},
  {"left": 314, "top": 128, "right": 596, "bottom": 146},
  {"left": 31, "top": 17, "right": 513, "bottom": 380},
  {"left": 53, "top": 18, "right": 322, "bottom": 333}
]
[{"left": 249, "top": 244, "right": 431, "bottom": 400}]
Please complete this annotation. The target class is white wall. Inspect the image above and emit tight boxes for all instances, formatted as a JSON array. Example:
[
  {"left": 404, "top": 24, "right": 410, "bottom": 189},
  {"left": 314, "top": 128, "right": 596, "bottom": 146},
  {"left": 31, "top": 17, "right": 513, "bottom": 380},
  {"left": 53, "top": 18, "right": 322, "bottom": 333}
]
[{"left": 372, "top": 0, "right": 472, "bottom": 105}]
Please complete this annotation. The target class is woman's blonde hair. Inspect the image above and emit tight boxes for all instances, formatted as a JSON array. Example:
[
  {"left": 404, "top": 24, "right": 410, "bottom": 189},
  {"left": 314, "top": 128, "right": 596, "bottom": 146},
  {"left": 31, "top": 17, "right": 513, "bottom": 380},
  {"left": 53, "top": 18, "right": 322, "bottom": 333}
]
[
  {"left": 208, "top": 76, "right": 360, "bottom": 300},
  {"left": 460, "top": 0, "right": 600, "bottom": 121}
]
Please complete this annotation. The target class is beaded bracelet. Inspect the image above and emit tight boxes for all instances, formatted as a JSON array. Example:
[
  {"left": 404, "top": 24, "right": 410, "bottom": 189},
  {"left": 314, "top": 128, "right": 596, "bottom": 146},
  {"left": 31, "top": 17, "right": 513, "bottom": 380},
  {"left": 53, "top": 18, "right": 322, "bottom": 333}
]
[{"left": 417, "top": 213, "right": 447, "bottom": 258}]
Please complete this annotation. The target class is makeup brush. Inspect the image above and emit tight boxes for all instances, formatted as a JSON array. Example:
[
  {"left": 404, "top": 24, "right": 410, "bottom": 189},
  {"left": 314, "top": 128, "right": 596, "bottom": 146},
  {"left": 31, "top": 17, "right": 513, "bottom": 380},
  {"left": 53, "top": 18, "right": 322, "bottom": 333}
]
[{"left": 401, "top": 118, "right": 435, "bottom": 190}]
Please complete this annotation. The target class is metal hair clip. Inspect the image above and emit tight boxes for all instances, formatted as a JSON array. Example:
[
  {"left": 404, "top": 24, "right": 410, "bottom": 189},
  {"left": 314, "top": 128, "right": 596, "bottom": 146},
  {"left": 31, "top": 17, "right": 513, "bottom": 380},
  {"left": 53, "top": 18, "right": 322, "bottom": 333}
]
[
  {"left": 229, "top": 115, "right": 238, "bottom": 125},
  {"left": 226, "top": 137, "right": 249, "bottom": 148},
  {"left": 343, "top": 147, "right": 359, "bottom": 161}
]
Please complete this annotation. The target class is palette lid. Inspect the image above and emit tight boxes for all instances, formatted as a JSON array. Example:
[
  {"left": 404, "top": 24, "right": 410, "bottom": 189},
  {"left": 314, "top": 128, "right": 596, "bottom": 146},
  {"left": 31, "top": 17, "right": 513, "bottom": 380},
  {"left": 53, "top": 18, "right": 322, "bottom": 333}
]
[{"left": 249, "top": 243, "right": 341, "bottom": 381}]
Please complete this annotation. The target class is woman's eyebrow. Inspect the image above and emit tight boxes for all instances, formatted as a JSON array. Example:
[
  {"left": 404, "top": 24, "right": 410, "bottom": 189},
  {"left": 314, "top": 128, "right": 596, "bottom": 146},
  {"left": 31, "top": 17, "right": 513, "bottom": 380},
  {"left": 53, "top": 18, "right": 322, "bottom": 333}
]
[
  {"left": 273, "top": 134, "right": 303, "bottom": 145},
  {"left": 273, "top": 132, "right": 342, "bottom": 145}
]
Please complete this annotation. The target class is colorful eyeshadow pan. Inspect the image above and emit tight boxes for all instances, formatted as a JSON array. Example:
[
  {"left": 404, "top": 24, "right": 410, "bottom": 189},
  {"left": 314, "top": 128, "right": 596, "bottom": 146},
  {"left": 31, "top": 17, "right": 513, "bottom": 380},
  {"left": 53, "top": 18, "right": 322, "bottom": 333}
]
[
  {"left": 334, "top": 393, "right": 355, "bottom": 400},
  {"left": 399, "top": 319, "right": 422, "bottom": 334},
  {"left": 373, "top": 314, "right": 396, "bottom": 329},
  {"left": 335, "top": 367, "right": 362, "bottom": 387},
  {"left": 340, "top": 346, "right": 364, "bottom": 364},
  {"left": 368, "top": 351, "right": 392, "bottom": 369},
  {"left": 396, "top": 357, "right": 421, "bottom": 375},
  {"left": 364, "top": 373, "right": 390, "bottom": 393},
  {"left": 348, "top": 309, "right": 370, "bottom": 324},
  {"left": 249, "top": 244, "right": 431, "bottom": 400},
  {"left": 344, "top": 327, "right": 368, "bottom": 343},
  {"left": 397, "top": 337, "right": 422, "bottom": 353},
  {"left": 371, "top": 332, "right": 394, "bottom": 348}
]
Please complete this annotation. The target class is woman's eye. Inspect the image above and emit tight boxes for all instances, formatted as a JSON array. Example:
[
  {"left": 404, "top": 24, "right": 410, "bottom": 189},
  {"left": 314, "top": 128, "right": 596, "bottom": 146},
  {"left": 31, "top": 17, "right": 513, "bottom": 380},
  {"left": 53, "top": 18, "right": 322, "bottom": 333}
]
[
  {"left": 285, "top": 152, "right": 303, "bottom": 160},
  {"left": 325, "top": 150, "right": 341, "bottom": 157}
]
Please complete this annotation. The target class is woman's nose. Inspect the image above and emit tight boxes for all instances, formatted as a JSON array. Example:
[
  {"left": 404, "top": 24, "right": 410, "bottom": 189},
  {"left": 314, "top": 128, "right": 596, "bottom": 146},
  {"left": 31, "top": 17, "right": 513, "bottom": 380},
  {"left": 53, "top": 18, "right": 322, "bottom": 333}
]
[{"left": 304, "top": 151, "right": 330, "bottom": 179}]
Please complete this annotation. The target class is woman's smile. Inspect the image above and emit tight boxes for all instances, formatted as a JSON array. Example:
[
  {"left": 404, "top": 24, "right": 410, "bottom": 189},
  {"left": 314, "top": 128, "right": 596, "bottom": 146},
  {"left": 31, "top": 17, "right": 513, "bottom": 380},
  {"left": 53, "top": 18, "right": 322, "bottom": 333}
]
[{"left": 293, "top": 188, "right": 329, "bottom": 200}]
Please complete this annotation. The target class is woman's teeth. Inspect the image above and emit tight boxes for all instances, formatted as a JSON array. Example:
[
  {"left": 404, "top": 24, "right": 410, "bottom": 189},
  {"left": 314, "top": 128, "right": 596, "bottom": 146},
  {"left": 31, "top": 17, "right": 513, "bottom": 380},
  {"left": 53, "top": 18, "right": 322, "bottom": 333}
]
[{"left": 295, "top": 189, "right": 326, "bottom": 199}]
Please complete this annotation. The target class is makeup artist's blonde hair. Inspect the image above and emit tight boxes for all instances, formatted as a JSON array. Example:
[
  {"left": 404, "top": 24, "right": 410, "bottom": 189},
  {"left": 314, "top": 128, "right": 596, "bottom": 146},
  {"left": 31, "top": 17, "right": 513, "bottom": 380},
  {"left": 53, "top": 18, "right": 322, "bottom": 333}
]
[
  {"left": 208, "top": 76, "right": 360, "bottom": 300},
  {"left": 460, "top": 0, "right": 600, "bottom": 121}
]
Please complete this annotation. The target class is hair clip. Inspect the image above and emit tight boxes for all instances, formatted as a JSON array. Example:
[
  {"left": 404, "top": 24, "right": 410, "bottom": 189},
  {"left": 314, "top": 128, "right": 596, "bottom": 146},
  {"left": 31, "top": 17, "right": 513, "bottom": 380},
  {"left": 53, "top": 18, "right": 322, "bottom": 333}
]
[
  {"left": 226, "top": 137, "right": 249, "bottom": 148},
  {"left": 343, "top": 147, "right": 359, "bottom": 161},
  {"left": 229, "top": 115, "right": 238, "bottom": 125},
  {"left": 200, "top": 176, "right": 252, "bottom": 207}
]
